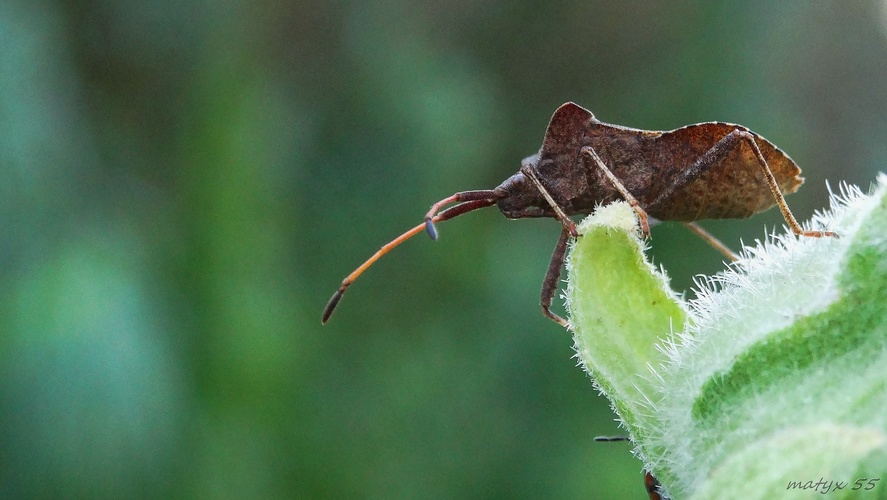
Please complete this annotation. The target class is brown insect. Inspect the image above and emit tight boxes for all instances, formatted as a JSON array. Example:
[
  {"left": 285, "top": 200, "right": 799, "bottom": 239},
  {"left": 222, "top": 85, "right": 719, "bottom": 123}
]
[
  {"left": 595, "top": 435, "right": 668, "bottom": 500},
  {"left": 322, "top": 102, "right": 835, "bottom": 326},
  {"left": 644, "top": 470, "right": 667, "bottom": 500}
]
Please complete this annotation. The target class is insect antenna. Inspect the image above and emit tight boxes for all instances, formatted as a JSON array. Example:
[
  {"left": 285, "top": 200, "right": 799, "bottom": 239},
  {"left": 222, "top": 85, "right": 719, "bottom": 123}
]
[
  {"left": 322, "top": 190, "right": 501, "bottom": 324},
  {"left": 423, "top": 189, "right": 504, "bottom": 240}
]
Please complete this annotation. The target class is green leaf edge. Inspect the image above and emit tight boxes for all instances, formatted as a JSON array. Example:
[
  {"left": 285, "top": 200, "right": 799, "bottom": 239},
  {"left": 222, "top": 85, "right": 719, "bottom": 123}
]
[{"left": 567, "top": 174, "right": 887, "bottom": 499}]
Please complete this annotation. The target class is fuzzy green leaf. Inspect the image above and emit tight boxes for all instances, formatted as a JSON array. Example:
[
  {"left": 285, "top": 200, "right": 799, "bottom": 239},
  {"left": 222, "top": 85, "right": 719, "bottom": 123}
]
[{"left": 567, "top": 174, "right": 887, "bottom": 499}]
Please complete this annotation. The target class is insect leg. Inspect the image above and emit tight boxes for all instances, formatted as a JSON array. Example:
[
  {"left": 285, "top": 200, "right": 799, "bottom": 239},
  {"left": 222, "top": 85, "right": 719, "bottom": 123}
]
[
  {"left": 540, "top": 227, "right": 571, "bottom": 327},
  {"left": 651, "top": 130, "right": 836, "bottom": 239},
  {"left": 681, "top": 222, "right": 739, "bottom": 262},
  {"left": 735, "top": 131, "right": 837, "bottom": 238},
  {"left": 579, "top": 146, "right": 651, "bottom": 238},
  {"left": 519, "top": 164, "right": 579, "bottom": 237}
]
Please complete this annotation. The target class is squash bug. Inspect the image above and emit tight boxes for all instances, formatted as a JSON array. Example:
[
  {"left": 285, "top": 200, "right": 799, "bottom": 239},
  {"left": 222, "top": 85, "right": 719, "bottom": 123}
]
[{"left": 322, "top": 102, "right": 836, "bottom": 326}]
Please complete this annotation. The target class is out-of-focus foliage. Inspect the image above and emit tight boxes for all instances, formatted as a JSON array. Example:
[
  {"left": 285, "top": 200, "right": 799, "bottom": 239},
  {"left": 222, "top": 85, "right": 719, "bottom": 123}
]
[{"left": 0, "top": 1, "right": 885, "bottom": 498}]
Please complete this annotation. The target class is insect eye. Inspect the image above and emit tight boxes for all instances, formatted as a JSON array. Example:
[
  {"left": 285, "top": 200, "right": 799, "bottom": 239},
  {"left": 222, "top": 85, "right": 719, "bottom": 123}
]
[{"left": 513, "top": 173, "right": 528, "bottom": 189}]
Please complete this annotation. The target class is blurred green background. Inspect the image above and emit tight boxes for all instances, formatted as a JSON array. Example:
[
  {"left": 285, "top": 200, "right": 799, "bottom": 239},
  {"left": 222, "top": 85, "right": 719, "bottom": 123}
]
[{"left": 1, "top": 1, "right": 885, "bottom": 498}]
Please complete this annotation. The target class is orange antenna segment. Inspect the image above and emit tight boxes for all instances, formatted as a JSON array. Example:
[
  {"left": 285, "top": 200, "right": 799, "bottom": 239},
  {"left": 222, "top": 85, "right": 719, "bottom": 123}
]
[{"left": 322, "top": 193, "right": 499, "bottom": 324}]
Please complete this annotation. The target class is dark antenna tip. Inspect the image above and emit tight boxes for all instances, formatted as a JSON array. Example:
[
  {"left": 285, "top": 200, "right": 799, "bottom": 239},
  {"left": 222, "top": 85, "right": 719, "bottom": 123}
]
[
  {"left": 424, "top": 217, "right": 438, "bottom": 240},
  {"left": 324, "top": 193, "right": 497, "bottom": 323},
  {"left": 593, "top": 435, "right": 630, "bottom": 442},
  {"left": 322, "top": 287, "right": 345, "bottom": 324}
]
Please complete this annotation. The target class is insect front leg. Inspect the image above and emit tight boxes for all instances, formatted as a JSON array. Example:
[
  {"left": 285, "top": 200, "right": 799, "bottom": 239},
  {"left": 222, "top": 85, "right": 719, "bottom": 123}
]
[
  {"left": 579, "top": 146, "right": 651, "bottom": 238},
  {"left": 519, "top": 164, "right": 579, "bottom": 237},
  {"left": 540, "top": 227, "right": 571, "bottom": 328}
]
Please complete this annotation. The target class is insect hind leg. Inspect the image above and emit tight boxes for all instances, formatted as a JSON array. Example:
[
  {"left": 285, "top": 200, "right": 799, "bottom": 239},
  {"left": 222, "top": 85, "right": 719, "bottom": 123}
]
[
  {"left": 649, "top": 129, "right": 836, "bottom": 239},
  {"left": 682, "top": 222, "right": 739, "bottom": 262}
]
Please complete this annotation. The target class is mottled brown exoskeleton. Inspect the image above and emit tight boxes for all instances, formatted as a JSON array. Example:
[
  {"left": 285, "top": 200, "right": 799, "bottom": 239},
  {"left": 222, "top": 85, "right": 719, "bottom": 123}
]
[{"left": 322, "top": 102, "right": 836, "bottom": 326}]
